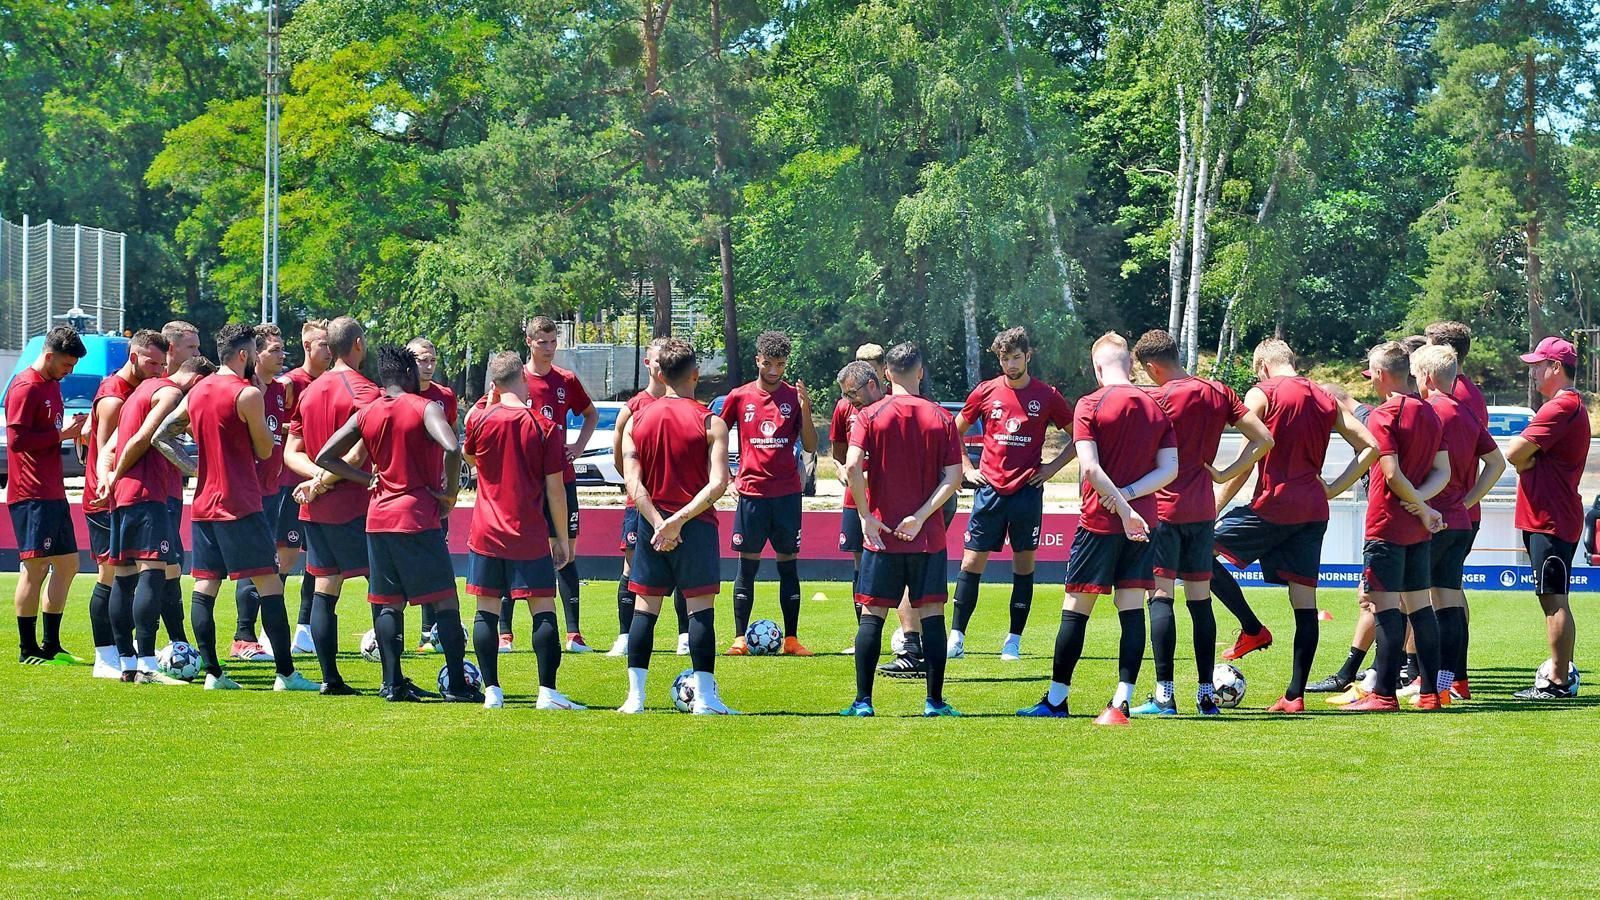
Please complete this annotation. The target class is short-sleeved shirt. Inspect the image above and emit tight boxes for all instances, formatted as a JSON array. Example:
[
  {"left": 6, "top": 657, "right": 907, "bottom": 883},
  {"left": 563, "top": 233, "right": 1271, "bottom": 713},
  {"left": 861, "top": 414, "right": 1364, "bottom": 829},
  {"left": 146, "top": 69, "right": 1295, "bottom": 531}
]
[
  {"left": 83, "top": 373, "right": 136, "bottom": 513},
  {"left": 831, "top": 397, "right": 862, "bottom": 510},
  {"left": 5, "top": 367, "right": 66, "bottom": 502},
  {"left": 256, "top": 376, "right": 289, "bottom": 497},
  {"left": 1148, "top": 376, "right": 1248, "bottom": 524},
  {"left": 464, "top": 403, "right": 563, "bottom": 559},
  {"left": 188, "top": 372, "right": 265, "bottom": 521},
  {"left": 629, "top": 395, "right": 717, "bottom": 525},
  {"left": 1514, "top": 387, "right": 1592, "bottom": 543},
  {"left": 419, "top": 382, "right": 459, "bottom": 429},
  {"left": 525, "top": 364, "right": 593, "bottom": 485},
  {"left": 622, "top": 391, "right": 661, "bottom": 510},
  {"left": 1365, "top": 393, "right": 1443, "bottom": 546},
  {"left": 1428, "top": 393, "right": 1497, "bottom": 532},
  {"left": 289, "top": 368, "right": 383, "bottom": 525},
  {"left": 848, "top": 393, "right": 961, "bottom": 553},
  {"left": 356, "top": 392, "right": 445, "bottom": 534},
  {"left": 720, "top": 381, "right": 804, "bottom": 497},
  {"left": 1449, "top": 374, "right": 1490, "bottom": 523},
  {"left": 1248, "top": 376, "right": 1338, "bottom": 525},
  {"left": 111, "top": 376, "right": 181, "bottom": 508},
  {"left": 279, "top": 366, "right": 316, "bottom": 488},
  {"left": 1072, "top": 385, "right": 1177, "bottom": 535},
  {"left": 959, "top": 376, "right": 1072, "bottom": 495}
]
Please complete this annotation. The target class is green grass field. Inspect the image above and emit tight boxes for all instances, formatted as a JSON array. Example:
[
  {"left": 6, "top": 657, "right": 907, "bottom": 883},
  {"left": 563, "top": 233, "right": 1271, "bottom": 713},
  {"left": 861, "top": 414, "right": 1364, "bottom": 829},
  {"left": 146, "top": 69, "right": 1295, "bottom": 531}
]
[{"left": 2, "top": 574, "right": 1598, "bottom": 896}]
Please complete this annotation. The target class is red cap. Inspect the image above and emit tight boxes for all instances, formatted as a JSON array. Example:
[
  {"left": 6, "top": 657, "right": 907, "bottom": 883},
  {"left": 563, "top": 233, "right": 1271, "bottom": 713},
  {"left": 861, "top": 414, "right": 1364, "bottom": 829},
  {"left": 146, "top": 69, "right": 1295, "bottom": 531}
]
[{"left": 1520, "top": 336, "right": 1578, "bottom": 368}]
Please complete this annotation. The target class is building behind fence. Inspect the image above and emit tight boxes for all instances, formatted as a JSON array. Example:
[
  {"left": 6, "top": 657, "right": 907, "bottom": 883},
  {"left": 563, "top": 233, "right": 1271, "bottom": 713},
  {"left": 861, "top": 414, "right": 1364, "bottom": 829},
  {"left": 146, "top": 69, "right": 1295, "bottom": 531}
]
[{"left": 0, "top": 215, "right": 126, "bottom": 350}]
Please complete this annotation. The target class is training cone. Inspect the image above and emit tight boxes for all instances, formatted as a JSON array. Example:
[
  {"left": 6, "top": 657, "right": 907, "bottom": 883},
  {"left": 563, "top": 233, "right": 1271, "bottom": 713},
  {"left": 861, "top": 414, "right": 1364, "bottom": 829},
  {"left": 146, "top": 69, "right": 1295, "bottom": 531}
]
[
  {"left": 811, "top": 591, "right": 829, "bottom": 603},
  {"left": 1318, "top": 610, "right": 1334, "bottom": 622}
]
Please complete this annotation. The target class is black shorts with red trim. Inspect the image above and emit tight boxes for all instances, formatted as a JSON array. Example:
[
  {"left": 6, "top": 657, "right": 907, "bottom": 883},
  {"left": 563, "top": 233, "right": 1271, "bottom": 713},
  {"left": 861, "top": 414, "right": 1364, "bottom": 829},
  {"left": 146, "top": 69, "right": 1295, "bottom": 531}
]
[
  {"left": 541, "top": 480, "right": 580, "bottom": 539},
  {"left": 1523, "top": 531, "right": 1577, "bottom": 596},
  {"left": 166, "top": 497, "right": 186, "bottom": 568},
  {"left": 9, "top": 498, "right": 76, "bottom": 560},
  {"left": 84, "top": 508, "right": 112, "bottom": 564},
  {"left": 192, "top": 514, "right": 278, "bottom": 582},
  {"left": 629, "top": 516, "right": 720, "bottom": 599},
  {"left": 110, "top": 500, "right": 179, "bottom": 566},
  {"left": 305, "top": 517, "right": 370, "bottom": 579},
  {"left": 964, "top": 483, "right": 1043, "bottom": 553},
  {"left": 1362, "top": 538, "right": 1431, "bottom": 594},
  {"left": 466, "top": 551, "right": 556, "bottom": 600},
  {"left": 1064, "top": 526, "right": 1154, "bottom": 595},
  {"left": 1214, "top": 506, "right": 1327, "bottom": 587},
  {"left": 856, "top": 549, "right": 948, "bottom": 608},
  {"left": 838, "top": 507, "right": 864, "bottom": 554},
  {"left": 731, "top": 492, "right": 801, "bottom": 555},
  {"left": 368, "top": 529, "right": 456, "bottom": 606},
  {"left": 1151, "top": 519, "right": 1214, "bottom": 582},
  {"left": 620, "top": 507, "right": 641, "bottom": 552},
  {"left": 1429, "top": 528, "right": 1474, "bottom": 591},
  {"left": 270, "top": 487, "right": 304, "bottom": 550}
]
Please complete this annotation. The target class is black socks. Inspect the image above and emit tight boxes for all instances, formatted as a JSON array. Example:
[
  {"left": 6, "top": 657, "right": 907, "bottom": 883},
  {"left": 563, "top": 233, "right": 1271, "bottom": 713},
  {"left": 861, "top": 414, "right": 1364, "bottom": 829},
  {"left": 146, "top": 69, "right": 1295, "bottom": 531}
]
[
  {"left": 189, "top": 591, "right": 220, "bottom": 677},
  {"left": 1053, "top": 610, "right": 1089, "bottom": 686},
  {"left": 951, "top": 570, "right": 981, "bottom": 633},
  {"left": 1149, "top": 596, "right": 1176, "bottom": 683},
  {"left": 688, "top": 608, "right": 716, "bottom": 673},
  {"left": 1372, "top": 608, "right": 1406, "bottom": 699},
  {"left": 1408, "top": 606, "right": 1442, "bottom": 696},
  {"left": 1009, "top": 573, "right": 1034, "bottom": 635},
  {"left": 433, "top": 606, "right": 468, "bottom": 692},
  {"left": 256, "top": 592, "right": 294, "bottom": 676},
  {"left": 626, "top": 610, "right": 659, "bottom": 671},
  {"left": 1287, "top": 607, "right": 1318, "bottom": 700},
  {"left": 733, "top": 556, "right": 759, "bottom": 637},
  {"left": 1211, "top": 560, "right": 1264, "bottom": 635},
  {"left": 616, "top": 577, "right": 635, "bottom": 634},
  {"left": 853, "top": 614, "right": 885, "bottom": 703},
  {"left": 776, "top": 559, "right": 801, "bottom": 638},
  {"left": 558, "top": 562, "right": 581, "bottom": 634},
  {"left": 111, "top": 573, "right": 137, "bottom": 658},
  {"left": 311, "top": 591, "right": 343, "bottom": 684},
  {"left": 373, "top": 604, "right": 405, "bottom": 687},
  {"left": 474, "top": 610, "right": 500, "bottom": 687},
  {"left": 233, "top": 579, "right": 261, "bottom": 642},
  {"left": 1336, "top": 645, "right": 1369, "bottom": 683},
  {"left": 533, "top": 609, "right": 561, "bottom": 688},
  {"left": 88, "top": 582, "right": 113, "bottom": 648},
  {"left": 1187, "top": 598, "right": 1216, "bottom": 686},
  {"left": 922, "top": 614, "right": 948, "bottom": 705},
  {"left": 161, "top": 578, "right": 188, "bottom": 644},
  {"left": 1117, "top": 608, "right": 1145, "bottom": 688},
  {"left": 133, "top": 569, "right": 166, "bottom": 658}
]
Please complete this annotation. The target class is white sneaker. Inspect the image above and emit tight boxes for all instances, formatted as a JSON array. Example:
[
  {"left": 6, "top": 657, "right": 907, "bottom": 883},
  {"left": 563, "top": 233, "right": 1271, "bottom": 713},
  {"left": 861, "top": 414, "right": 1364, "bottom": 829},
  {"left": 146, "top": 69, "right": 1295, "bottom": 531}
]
[
  {"left": 840, "top": 645, "right": 856, "bottom": 655},
  {"left": 692, "top": 694, "right": 739, "bottom": 715},
  {"left": 606, "top": 634, "right": 629, "bottom": 657},
  {"left": 617, "top": 695, "right": 646, "bottom": 714},
  {"left": 290, "top": 625, "right": 316, "bottom": 655},
  {"left": 136, "top": 670, "right": 190, "bottom": 686},
  {"left": 204, "top": 672, "right": 242, "bottom": 690},
  {"left": 1000, "top": 634, "right": 1022, "bottom": 661},
  {"left": 483, "top": 685, "right": 505, "bottom": 709},
  {"left": 566, "top": 635, "right": 595, "bottom": 653},
  {"left": 92, "top": 658, "right": 123, "bottom": 680},
  {"left": 537, "top": 689, "right": 587, "bottom": 710},
  {"left": 675, "top": 633, "right": 690, "bottom": 656},
  {"left": 1397, "top": 677, "right": 1422, "bottom": 699},
  {"left": 273, "top": 671, "right": 320, "bottom": 692},
  {"left": 947, "top": 631, "right": 965, "bottom": 659}
]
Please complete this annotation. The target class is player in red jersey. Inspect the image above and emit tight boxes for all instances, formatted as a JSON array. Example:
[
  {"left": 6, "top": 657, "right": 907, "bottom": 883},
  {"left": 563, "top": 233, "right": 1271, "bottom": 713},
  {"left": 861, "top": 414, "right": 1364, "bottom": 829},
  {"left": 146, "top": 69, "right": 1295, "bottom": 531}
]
[
  {"left": 831, "top": 344, "right": 880, "bottom": 638},
  {"left": 463, "top": 352, "right": 578, "bottom": 709},
  {"left": 1425, "top": 322, "right": 1490, "bottom": 428},
  {"left": 149, "top": 321, "right": 202, "bottom": 643},
  {"left": 1128, "top": 329, "right": 1273, "bottom": 716},
  {"left": 408, "top": 337, "right": 460, "bottom": 651},
  {"left": 309, "top": 345, "right": 472, "bottom": 702},
  {"left": 225, "top": 324, "right": 290, "bottom": 662},
  {"left": 283, "top": 316, "right": 381, "bottom": 691},
  {"left": 7, "top": 326, "right": 88, "bottom": 665},
  {"left": 839, "top": 344, "right": 964, "bottom": 717},
  {"left": 617, "top": 339, "right": 735, "bottom": 714},
  {"left": 1017, "top": 333, "right": 1178, "bottom": 725},
  {"left": 283, "top": 319, "right": 330, "bottom": 653},
  {"left": 948, "top": 327, "right": 1074, "bottom": 663},
  {"left": 84, "top": 330, "right": 168, "bottom": 678},
  {"left": 1507, "top": 336, "right": 1591, "bottom": 700},
  {"left": 721, "top": 330, "right": 818, "bottom": 656}
]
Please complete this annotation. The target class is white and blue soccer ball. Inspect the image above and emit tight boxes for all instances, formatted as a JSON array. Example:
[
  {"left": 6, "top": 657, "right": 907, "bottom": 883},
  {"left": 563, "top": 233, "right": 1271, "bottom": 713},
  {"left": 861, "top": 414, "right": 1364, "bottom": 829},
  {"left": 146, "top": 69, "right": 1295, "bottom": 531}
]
[
  {"left": 672, "top": 668, "right": 697, "bottom": 712},
  {"left": 1212, "top": 663, "right": 1246, "bottom": 708},
  {"left": 360, "top": 629, "right": 382, "bottom": 663},
  {"left": 1536, "top": 658, "right": 1580, "bottom": 695},
  {"left": 156, "top": 641, "right": 202, "bottom": 681},
  {"left": 426, "top": 624, "right": 471, "bottom": 652},
  {"left": 745, "top": 619, "right": 782, "bottom": 656},
  {"left": 438, "top": 660, "right": 483, "bottom": 694}
]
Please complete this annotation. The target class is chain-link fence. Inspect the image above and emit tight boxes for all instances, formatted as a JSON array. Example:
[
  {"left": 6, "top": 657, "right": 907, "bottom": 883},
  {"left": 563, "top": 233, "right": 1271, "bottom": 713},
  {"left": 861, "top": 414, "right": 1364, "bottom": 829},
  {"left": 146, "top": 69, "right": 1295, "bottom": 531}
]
[{"left": 0, "top": 215, "right": 125, "bottom": 349}]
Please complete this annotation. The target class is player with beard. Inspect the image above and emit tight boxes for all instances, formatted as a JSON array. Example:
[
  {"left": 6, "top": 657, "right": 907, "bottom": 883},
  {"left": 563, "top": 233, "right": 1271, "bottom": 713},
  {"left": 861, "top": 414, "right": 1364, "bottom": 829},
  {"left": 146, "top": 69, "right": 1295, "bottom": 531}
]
[
  {"left": 284, "top": 320, "right": 330, "bottom": 654},
  {"left": 228, "top": 324, "right": 290, "bottom": 661}
]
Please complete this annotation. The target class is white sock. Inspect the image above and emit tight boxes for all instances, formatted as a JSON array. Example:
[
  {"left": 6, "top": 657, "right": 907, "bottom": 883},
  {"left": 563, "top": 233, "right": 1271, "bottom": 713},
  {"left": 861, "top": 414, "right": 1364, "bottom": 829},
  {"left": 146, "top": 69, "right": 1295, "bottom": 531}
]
[
  {"left": 1046, "top": 681, "right": 1070, "bottom": 705},
  {"left": 692, "top": 670, "right": 717, "bottom": 700},
  {"left": 1006, "top": 633, "right": 1022, "bottom": 643},
  {"left": 1112, "top": 681, "right": 1135, "bottom": 707},
  {"left": 538, "top": 685, "right": 557, "bottom": 703},
  {"left": 94, "top": 646, "right": 117, "bottom": 667},
  {"left": 950, "top": 629, "right": 965, "bottom": 642},
  {"left": 626, "top": 666, "right": 648, "bottom": 700},
  {"left": 294, "top": 623, "right": 312, "bottom": 638},
  {"left": 119, "top": 655, "right": 136, "bottom": 672},
  {"left": 1360, "top": 668, "right": 1378, "bottom": 691},
  {"left": 137, "top": 655, "right": 159, "bottom": 674},
  {"left": 1155, "top": 680, "right": 1174, "bottom": 703}
]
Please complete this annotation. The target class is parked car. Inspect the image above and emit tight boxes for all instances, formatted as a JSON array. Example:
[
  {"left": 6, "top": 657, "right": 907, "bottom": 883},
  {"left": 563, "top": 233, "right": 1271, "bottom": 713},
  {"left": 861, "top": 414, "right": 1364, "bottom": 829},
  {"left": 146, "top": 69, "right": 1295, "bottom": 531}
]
[
  {"left": 937, "top": 401, "right": 986, "bottom": 466},
  {"left": 1484, "top": 405, "right": 1535, "bottom": 437},
  {"left": 0, "top": 332, "right": 130, "bottom": 487},
  {"left": 708, "top": 395, "right": 818, "bottom": 496},
  {"left": 570, "top": 401, "right": 624, "bottom": 488}
]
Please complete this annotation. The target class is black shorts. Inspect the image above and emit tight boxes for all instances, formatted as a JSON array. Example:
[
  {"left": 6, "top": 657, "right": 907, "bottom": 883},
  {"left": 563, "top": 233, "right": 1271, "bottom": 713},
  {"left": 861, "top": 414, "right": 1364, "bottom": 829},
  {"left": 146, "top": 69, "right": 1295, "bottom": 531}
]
[
  {"left": 839, "top": 507, "right": 864, "bottom": 554},
  {"left": 466, "top": 551, "right": 556, "bottom": 600},
  {"left": 110, "top": 500, "right": 179, "bottom": 566},
  {"left": 629, "top": 516, "right": 720, "bottom": 599},
  {"left": 732, "top": 492, "right": 802, "bottom": 555},
  {"left": 620, "top": 507, "right": 641, "bottom": 553},
  {"left": 305, "top": 517, "right": 370, "bottom": 579},
  {"left": 271, "top": 487, "right": 304, "bottom": 550},
  {"left": 1523, "top": 531, "right": 1578, "bottom": 596},
  {"left": 84, "top": 508, "right": 112, "bottom": 564},
  {"left": 1362, "top": 539, "right": 1431, "bottom": 594},
  {"left": 942, "top": 494, "right": 957, "bottom": 528},
  {"left": 9, "top": 498, "right": 76, "bottom": 560},
  {"left": 166, "top": 497, "right": 186, "bottom": 566},
  {"left": 965, "top": 483, "right": 1043, "bottom": 553},
  {"left": 1151, "top": 520, "right": 1215, "bottom": 582},
  {"left": 1429, "top": 529, "right": 1475, "bottom": 591},
  {"left": 192, "top": 514, "right": 278, "bottom": 582},
  {"left": 1214, "top": 507, "right": 1327, "bottom": 587},
  {"left": 541, "top": 480, "right": 580, "bottom": 539},
  {"left": 368, "top": 529, "right": 456, "bottom": 606},
  {"left": 856, "top": 549, "right": 948, "bottom": 608},
  {"left": 1064, "top": 526, "right": 1154, "bottom": 595}
]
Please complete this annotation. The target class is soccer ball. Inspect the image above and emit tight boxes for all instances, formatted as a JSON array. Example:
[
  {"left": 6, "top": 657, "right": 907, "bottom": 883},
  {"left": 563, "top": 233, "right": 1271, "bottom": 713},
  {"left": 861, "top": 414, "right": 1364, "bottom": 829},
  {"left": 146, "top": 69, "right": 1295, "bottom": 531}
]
[
  {"left": 360, "top": 629, "right": 382, "bottom": 663},
  {"left": 156, "top": 641, "right": 202, "bottom": 681},
  {"left": 1212, "top": 663, "right": 1246, "bottom": 708},
  {"left": 890, "top": 627, "right": 907, "bottom": 655},
  {"left": 745, "top": 619, "right": 782, "bottom": 656},
  {"left": 672, "top": 668, "right": 697, "bottom": 712},
  {"left": 426, "top": 624, "right": 471, "bottom": 652},
  {"left": 437, "top": 660, "right": 483, "bottom": 694},
  {"left": 1535, "top": 658, "right": 1580, "bottom": 695}
]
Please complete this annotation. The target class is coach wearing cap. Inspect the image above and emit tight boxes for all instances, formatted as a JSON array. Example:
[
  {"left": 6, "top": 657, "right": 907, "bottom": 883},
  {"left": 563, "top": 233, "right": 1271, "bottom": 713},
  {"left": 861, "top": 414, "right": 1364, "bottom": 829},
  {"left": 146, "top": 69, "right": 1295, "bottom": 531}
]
[{"left": 1506, "top": 336, "right": 1592, "bottom": 700}]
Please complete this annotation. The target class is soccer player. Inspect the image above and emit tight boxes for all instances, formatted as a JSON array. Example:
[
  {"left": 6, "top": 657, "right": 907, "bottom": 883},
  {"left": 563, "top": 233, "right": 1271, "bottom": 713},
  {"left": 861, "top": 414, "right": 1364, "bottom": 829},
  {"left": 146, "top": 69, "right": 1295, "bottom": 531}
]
[
  {"left": 838, "top": 344, "right": 964, "bottom": 718},
  {"left": 228, "top": 323, "right": 290, "bottom": 661},
  {"left": 722, "top": 331, "right": 818, "bottom": 656},
  {"left": 948, "top": 327, "right": 1074, "bottom": 662},
  {"left": 283, "top": 316, "right": 379, "bottom": 693},
  {"left": 1507, "top": 336, "right": 1590, "bottom": 700},
  {"left": 410, "top": 336, "right": 459, "bottom": 651},
  {"left": 1340, "top": 341, "right": 1449, "bottom": 712},
  {"left": 284, "top": 319, "right": 330, "bottom": 654},
  {"left": 156, "top": 321, "right": 202, "bottom": 644},
  {"left": 1128, "top": 329, "right": 1273, "bottom": 716},
  {"left": 499, "top": 316, "right": 599, "bottom": 654},
  {"left": 463, "top": 352, "right": 579, "bottom": 709},
  {"left": 1207, "top": 339, "right": 1377, "bottom": 713},
  {"left": 1017, "top": 333, "right": 1177, "bottom": 725},
  {"left": 102, "top": 355, "right": 214, "bottom": 682},
  {"left": 163, "top": 324, "right": 321, "bottom": 692},
  {"left": 84, "top": 330, "right": 168, "bottom": 677},
  {"left": 7, "top": 326, "right": 88, "bottom": 665},
  {"left": 832, "top": 342, "right": 885, "bottom": 649},
  {"left": 617, "top": 338, "right": 736, "bottom": 714},
  {"left": 308, "top": 345, "right": 474, "bottom": 702}
]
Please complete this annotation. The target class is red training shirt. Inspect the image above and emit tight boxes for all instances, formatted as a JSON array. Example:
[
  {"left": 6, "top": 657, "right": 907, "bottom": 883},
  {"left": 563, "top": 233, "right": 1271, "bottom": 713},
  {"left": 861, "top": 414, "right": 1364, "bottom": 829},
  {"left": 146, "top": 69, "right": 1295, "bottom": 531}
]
[
  {"left": 83, "top": 373, "right": 135, "bottom": 513},
  {"left": 959, "top": 375, "right": 1072, "bottom": 495},
  {"left": 111, "top": 377, "right": 181, "bottom": 508},
  {"left": 1148, "top": 376, "right": 1247, "bottom": 524},
  {"left": 290, "top": 368, "right": 382, "bottom": 525},
  {"left": 629, "top": 395, "right": 718, "bottom": 525},
  {"left": 848, "top": 393, "right": 961, "bottom": 553},
  {"left": 1428, "top": 393, "right": 1497, "bottom": 532},
  {"left": 622, "top": 390, "right": 660, "bottom": 510},
  {"left": 5, "top": 367, "right": 67, "bottom": 502},
  {"left": 1072, "top": 385, "right": 1176, "bottom": 535},
  {"left": 1248, "top": 377, "right": 1338, "bottom": 525},
  {"left": 525, "top": 363, "right": 592, "bottom": 485},
  {"left": 1514, "top": 387, "right": 1592, "bottom": 543},
  {"left": 721, "top": 381, "right": 804, "bottom": 497},
  {"left": 1365, "top": 393, "right": 1443, "bottom": 546},
  {"left": 188, "top": 372, "right": 266, "bottom": 521},
  {"left": 831, "top": 397, "right": 861, "bottom": 510},
  {"left": 256, "top": 376, "right": 288, "bottom": 498},
  {"left": 279, "top": 366, "right": 316, "bottom": 488},
  {"left": 356, "top": 392, "right": 446, "bottom": 533},
  {"left": 464, "top": 404, "right": 563, "bottom": 559}
]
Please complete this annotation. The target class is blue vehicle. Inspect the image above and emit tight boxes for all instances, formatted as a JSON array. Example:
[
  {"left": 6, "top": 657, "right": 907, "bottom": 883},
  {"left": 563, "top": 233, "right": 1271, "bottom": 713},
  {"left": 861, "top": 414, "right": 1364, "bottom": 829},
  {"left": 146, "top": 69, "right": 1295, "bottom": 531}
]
[{"left": 0, "top": 333, "right": 129, "bottom": 486}]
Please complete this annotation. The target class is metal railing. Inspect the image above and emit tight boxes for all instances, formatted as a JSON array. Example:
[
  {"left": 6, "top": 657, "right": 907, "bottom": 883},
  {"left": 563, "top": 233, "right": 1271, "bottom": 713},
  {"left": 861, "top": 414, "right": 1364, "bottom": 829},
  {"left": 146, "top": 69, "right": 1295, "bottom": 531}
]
[{"left": 0, "top": 215, "right": 126, "bottom": 347}]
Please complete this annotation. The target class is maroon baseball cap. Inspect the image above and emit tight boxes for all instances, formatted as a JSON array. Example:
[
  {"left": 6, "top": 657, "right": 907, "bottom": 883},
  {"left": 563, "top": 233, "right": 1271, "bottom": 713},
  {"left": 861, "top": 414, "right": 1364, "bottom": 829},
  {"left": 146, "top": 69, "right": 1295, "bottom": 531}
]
[{"left": 1520, "top": 336, "right": 1578, "bottom": 367}]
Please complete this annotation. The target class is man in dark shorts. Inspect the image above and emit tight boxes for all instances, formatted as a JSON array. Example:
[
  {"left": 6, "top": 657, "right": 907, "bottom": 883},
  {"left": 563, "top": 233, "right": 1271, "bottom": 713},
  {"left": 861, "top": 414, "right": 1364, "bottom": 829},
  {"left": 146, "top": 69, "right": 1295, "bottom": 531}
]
[
  {"left": 310, "top": 345, "right": 473, "bottom": 702},
  {"left": 1208, "top": 339, "right": 1377, "bottom": 713},
  {"left": 1018, "top": 333, "right": 1177, "bottom": 725},
  {"left": 948, "top": 327, "right": 1074, "bottom": 663},
  {"left": 1129, "top": 329, "right": 1273, "bottom": 716},
  {"left": 1506, "top": 336, "right": 1591, "bottom": 700},
  {"left": 228, "top": 323, "right": 290, "bottom": 661},
  {"left": 156, "top": 321, "right": 202, "bottom": 645},
  {"left": 7, "top": 326, "right": 88, "bottom": 665},
  {"left": 722, "top": 330, "right": 818, "bottom": 656},
  {"left": 618, "top": 339, "right": 736, "bottom": 714},
  {"left": 410, "top": 336, "right": 459, "bottom": 651},
  {"left": 831, "top": 343, "right": 885, "bottom": 652},
  {"left": 839, "top": 344, "right": 964, "bottom": 718},
  {"left": 284, "top": 319, "right": 329, "bottom": 654}
]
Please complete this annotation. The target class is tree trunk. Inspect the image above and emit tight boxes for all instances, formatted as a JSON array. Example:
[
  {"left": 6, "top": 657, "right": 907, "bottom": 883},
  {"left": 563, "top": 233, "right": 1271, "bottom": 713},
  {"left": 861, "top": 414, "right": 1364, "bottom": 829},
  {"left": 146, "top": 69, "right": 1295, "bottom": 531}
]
[
  {"left": 1169, "top": 81, "right": 1193, "bottom": 336},
  {"left": 709, "top": 0, "right": 741, "bottom": 383},
  {"left": 651, "top": 271, "right": 672, "bottom": 338},
  {"left": 1523, "top": 49, "right": 1543, "bottom": 409},
  {"left": 1181, "top": 80, "right": 1214, "bottom": 369},
  {"left": 642, "top": 0, "right": 674, "bottom": 339},
  {"left": 1216, "top": 124, "right": 1293, "bottom": 360}
]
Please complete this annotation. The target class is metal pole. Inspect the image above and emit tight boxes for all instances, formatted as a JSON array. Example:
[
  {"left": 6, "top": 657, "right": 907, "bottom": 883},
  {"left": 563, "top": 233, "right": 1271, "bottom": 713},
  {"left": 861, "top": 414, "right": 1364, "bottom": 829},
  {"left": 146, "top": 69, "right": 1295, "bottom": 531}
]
[
  {"left": 19, "top": 214, "right": 28, "bottom": 342},
  {"left": 96, "top": 229, "right": 105, "bottom": 332},
  {"left": 73, "top": 223, "right": 81, "bottom": 319},
  {"left": 44, "top": 219, "right": 53, "bottom": 334},
  {"left": 260, "top": 0, "right": 280, "bottom": 325},
  {"left": 118, "top": 233, "right": 125, "bottom": 335}
]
